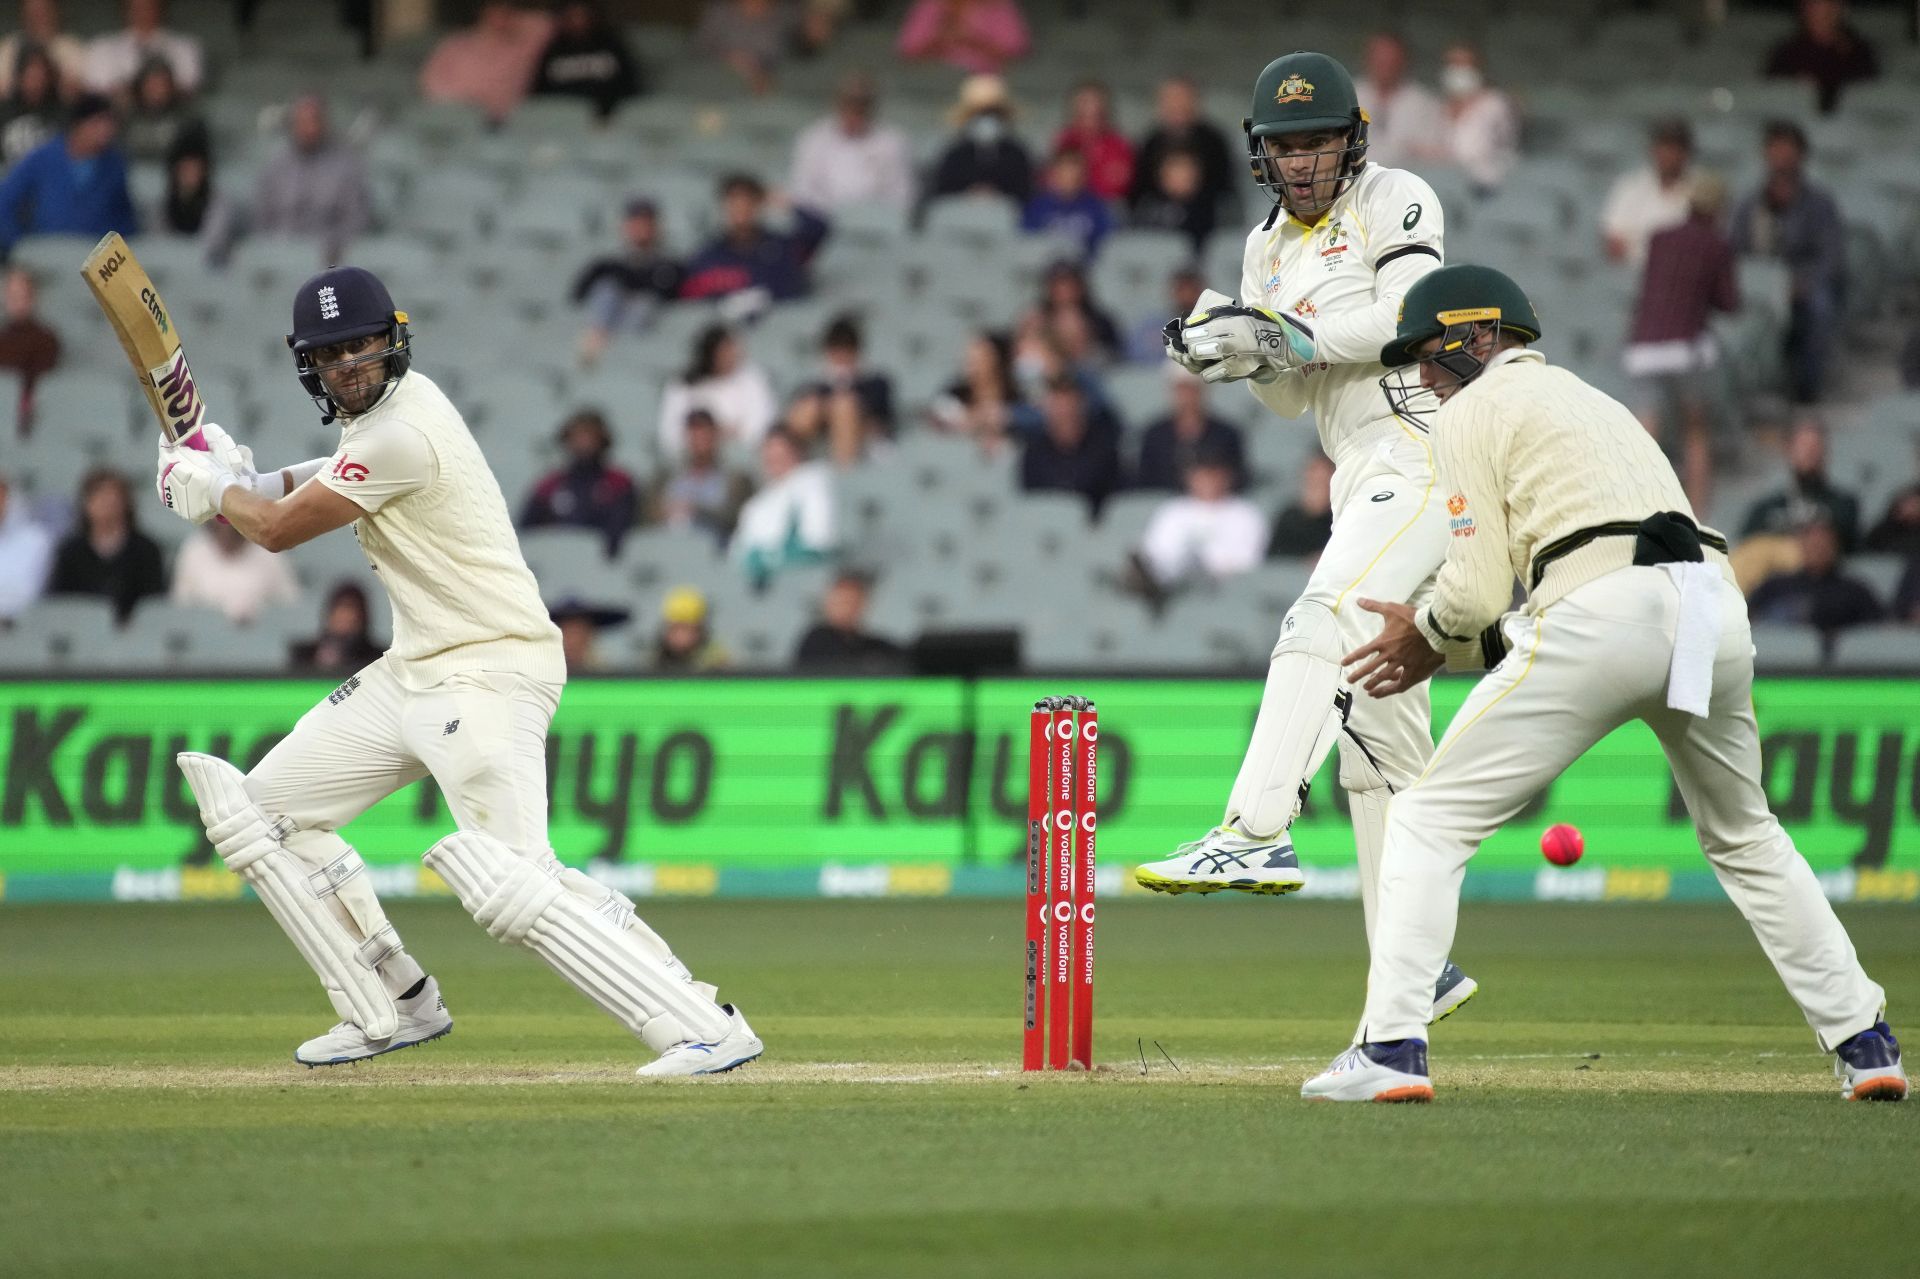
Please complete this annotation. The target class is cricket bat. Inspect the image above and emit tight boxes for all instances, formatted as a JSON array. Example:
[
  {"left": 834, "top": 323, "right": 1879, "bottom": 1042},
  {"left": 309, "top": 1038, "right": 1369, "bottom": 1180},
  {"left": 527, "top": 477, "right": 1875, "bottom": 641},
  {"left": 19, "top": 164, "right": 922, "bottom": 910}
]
[{"left": 79, "top": 232, "right": 210, "bottom": 451}]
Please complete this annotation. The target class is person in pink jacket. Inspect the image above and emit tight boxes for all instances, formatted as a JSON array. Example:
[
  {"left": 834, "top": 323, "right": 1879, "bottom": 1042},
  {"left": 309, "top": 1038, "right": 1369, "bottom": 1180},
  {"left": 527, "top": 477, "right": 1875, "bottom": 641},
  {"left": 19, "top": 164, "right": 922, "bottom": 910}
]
[
  {"left": 418, "top": 1, "right": 554, "bottom": 125},
  {"left": 897, "top": 0, "right": 1029, "bottom": 76}
]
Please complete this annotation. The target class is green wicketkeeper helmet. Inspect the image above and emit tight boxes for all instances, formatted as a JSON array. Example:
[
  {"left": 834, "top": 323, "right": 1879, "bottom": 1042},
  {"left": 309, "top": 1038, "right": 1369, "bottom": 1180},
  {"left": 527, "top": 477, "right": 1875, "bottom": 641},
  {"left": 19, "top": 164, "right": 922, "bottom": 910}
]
[
  {"left": 1378, "top": 264, "right": 1543, "bottom": 425},
  {"left": 1244, "top": 51, "right": 1370, "bottom": 217}
]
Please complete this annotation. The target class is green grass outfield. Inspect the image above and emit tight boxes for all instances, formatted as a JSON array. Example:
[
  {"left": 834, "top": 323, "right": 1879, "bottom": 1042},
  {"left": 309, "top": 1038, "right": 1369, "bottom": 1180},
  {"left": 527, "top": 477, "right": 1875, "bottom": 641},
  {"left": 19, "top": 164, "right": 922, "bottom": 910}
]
[{"left": 3, "top": 898, "right": 1915, "bottom": 1278}]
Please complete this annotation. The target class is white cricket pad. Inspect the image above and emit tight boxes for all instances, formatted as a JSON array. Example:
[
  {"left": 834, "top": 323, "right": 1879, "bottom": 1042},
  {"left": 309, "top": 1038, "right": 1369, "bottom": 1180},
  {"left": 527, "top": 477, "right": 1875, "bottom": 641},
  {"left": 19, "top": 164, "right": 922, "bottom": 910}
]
[
  {"left": 177, "top": 752, "right": 399, "bottom": 1040},
  {"left": 424, "top": 830, "right": 730, "bottom": 1052}
]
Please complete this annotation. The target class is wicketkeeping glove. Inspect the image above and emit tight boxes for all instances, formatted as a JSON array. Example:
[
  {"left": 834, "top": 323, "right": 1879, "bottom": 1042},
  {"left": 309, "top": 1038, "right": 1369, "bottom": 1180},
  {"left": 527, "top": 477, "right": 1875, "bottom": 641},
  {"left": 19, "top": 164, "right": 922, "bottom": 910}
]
[
  {"left": 1163, "top": 287, "right": 1233, "bottom": 376},
  {"left": 1181, "top": 300, "right": 1318, "bottom": 384}
]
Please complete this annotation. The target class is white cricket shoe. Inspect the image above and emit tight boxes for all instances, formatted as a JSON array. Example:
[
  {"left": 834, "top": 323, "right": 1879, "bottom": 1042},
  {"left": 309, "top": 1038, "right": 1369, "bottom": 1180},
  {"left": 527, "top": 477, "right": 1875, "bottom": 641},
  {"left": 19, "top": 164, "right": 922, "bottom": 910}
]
[
  {"left": 294, "top": 976, "right": 453, "bottom": 1067},
  {"left": 635, "top": 1004, "right": 764, "bottom": 1078},
  {"left": 1832, "top": 1021, "right": 1907, "bottom": 1102},
  {"left": 1133, "top": 826, "right": 1304, "bottom": 895},
  {"left": 1431, "top": 962, "right": 1479, "bottom": 1023},
  {"left": 1301, "top": 1040, "right": 1434, "bottom": 1103}
]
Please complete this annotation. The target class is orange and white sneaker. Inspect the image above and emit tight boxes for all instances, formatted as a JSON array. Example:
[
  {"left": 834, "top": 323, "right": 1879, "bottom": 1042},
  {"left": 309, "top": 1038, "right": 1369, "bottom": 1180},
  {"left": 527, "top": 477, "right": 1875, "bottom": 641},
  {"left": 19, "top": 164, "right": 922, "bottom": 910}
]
[
  {"left": 1301, "top": 1040, "right": 1435, "bottom": 1103},
  {"left": 1833, "top": 1021, "right": 1907, "bottom": 1101}
]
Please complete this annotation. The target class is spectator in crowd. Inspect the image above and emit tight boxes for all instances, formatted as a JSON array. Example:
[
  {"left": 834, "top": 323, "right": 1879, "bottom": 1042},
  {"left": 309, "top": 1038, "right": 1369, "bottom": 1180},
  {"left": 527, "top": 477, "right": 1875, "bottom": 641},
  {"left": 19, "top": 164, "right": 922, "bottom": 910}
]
[
  {"left": 48, "top": 467, "right": 164, "bottom": 623},
  {"left": 1126, "top": 264, "right": 1202, "bottom": 364},
  {"left": 1864, "top": 479, "right": 1920, "bottom": 558},
  {"left": 1438, "top": 41, "right": 1518, "bottom": 197},
  {"left": 120, "top": 55, "right": 194, "bottom": 163},
  {"left": 646, "top": 408, "right": 754, "bottom": 544},
  {"left": 1730, "top": 120, "right": 1845, "bottom": 404},
  {"left": 521, "top": 409, "right": 639, "bottom": 555},
  {"left": 551, "top": 596, "right": 629, "bottom": 673},
  {"left": 927, "top": 329, "right": 1036, "bottom": 453},
  {"left": 1019, "top": 143, "right": 1117, "bottom": 260},
  {"left": 1624, "top": 174, "right": 1739, "bottom": 515},
  {"left": 1743, "top": 416, "right": 1862, "bottom": 552},
  {"left": 1893, "top": 560, "right": 1920, "bottom": 625},
  {"left": 657, "top": 324, "right": 779, "bottom": 461},
  {"left": 924, "top": 74, "right": 1032, "bottom": 210},
  {"left": 153, "top": 124, "right": 235, "bottom": 261},
  {"left": 529, "top": 0, "right": 644, "bottom": 122},
  {"left": 788, "top": 72, "right": 913, "bottom": 212},
  {"left": 0, "top": 1, "right": 85, "bottom": 97},
  {"left": 288, "top": 581, "right": 384, "bottom": 674},
  {"left": 0, "top": 469, "right": 53, "bottom": 620},
  {"left": 1138, "top": 447, "right": 1269, "bottom": 590},
  {"left": 896, "top": 0, "right": 1029, "bottom": 76},
  {"left": 1135, "top": 364, "right": 1245, "bottom": 493},
  {"left": 1, "top": 43, "right": 65, "bottom": 166},
  {"left": 0, "top": 265, "right": 60, "bottom": 429},
  {"left": 1748, "top": 517, "right": 1883, "bottom": 646},
  {"left": 791, "top": 0, "right": 847, "bottom": 61},
  {"left": 678, "top": 172, "right": 828, "bottom": 305},
  {"left": 1352, "top": 31, "right": 1445, "bottom": 170},
  {"left": 696, "top": 0, "right": 795, "bottom": 98},
  {"left": 653, "top": 585, "right": 730, "bottom": 672},
  {"left": 793, "top": 570, "right": 905, "bottom": 671},
  {"left": 1602, "top": 118, "right": 1697, "bottom": 269},
  {"left": 1020, "top": 374, "right": 1121, "bottom": 516},
  {"left": 1129, "top": 75, "right": 1236, "bottom": 225},
  {"left": 571, "top": 198, "right": 683, "bottom": 365},
  {"left": 785, "top": 314, "right": 894, "bottom": 465},
  {"left": 85, "top": 0, "right": 200, "bottom": 96},
  {"left": 730, "top": 426, "right": 836, "bottom": 586},
  {"left": 0, "top": 94, "right": 136, "bottom": 254},
  {"left": 250, "top": 93, "right": 372, "bottom": 262},
  {"left": 170, "top": 518, "right": 300, "bottom": 625},
  {"left": 1268, "top": 451, "right": 1335, "bottom": 559},
  {"left": 1129, "top": 145, "right": 1215, "bottom": 255},
  {"left": 419, "top": 0, "right": 552, "bottom": 125},
  {"left": 1764, "top": 0, "right": 1878, "bottom": 114},
  {"left": 1051, "top": 79, "right": 1132, "bottom": 203},
  {"left": 1033, "top": 258, "right": 1120, "bottom": 357}
]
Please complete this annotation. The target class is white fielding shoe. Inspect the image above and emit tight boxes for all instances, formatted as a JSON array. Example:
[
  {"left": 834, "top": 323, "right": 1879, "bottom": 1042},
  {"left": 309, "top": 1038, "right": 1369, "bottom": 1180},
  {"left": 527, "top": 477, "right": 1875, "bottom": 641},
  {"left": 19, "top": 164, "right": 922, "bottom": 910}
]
[
  {"left": 1133, "top": 826, "right": 1304, "bottom": 895},
  {"left": 1301, "top": 1040, "right": 1434, "bottom": 1103},
  {"left": 636, "top": 1004, "right": 764, "bottom": 1078},
  {"left": 294, "top": 976, "right": 453, "bottom": 1067}
]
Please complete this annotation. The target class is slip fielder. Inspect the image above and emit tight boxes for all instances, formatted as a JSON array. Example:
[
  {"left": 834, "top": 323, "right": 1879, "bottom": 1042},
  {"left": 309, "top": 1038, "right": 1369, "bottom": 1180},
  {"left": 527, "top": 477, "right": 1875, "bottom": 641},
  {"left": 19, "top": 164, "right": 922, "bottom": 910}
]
[
  {"left": 155, "top": 266, "right": 762, "bottom": 1075},
  {"left": 1134, "top": 51, "right": 1475, "bottom": 1022},
  {"left": 1300, "top": 264, "right": 1904, "bottom": 1103}
]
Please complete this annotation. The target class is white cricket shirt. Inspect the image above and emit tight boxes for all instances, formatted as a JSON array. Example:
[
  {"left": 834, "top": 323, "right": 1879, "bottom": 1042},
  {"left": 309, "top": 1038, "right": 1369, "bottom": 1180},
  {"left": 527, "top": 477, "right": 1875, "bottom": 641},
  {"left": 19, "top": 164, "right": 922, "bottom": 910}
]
[{"left": 316, "top": 372, "right": 565, "bottom": 690}]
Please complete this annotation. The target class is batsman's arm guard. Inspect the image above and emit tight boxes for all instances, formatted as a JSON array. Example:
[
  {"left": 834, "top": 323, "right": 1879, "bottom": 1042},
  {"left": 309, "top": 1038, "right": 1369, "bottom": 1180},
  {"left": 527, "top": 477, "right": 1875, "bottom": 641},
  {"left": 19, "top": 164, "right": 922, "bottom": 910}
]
[
  {"left": 177, "top": 752, "right": 400, "bottom": 1039},
  {"left": 425, "top": 831, "right": 730, "bottom": 1053}
]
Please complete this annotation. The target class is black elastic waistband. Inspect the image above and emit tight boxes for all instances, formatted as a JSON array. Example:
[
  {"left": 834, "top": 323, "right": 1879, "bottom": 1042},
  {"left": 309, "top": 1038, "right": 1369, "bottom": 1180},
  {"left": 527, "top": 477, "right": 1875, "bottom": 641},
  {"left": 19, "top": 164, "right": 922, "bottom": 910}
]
[{"left": 1529, "top": 519, "right": 1728, "bottom": 590}]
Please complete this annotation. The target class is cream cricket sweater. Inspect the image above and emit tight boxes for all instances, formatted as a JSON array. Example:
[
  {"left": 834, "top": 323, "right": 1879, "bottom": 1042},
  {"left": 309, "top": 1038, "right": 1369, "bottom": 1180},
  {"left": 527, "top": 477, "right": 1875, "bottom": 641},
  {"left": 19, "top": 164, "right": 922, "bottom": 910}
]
[{"left": 1414, "top": 348, "right": 1732, "bottom": 669}]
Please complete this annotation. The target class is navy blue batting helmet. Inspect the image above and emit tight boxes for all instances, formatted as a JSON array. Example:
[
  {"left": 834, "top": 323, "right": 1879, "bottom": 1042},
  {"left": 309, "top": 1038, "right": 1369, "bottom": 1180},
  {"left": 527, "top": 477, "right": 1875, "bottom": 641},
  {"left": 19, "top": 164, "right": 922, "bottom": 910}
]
[{"left": 287, "top": 266, "right": 412, "bottom": 422}]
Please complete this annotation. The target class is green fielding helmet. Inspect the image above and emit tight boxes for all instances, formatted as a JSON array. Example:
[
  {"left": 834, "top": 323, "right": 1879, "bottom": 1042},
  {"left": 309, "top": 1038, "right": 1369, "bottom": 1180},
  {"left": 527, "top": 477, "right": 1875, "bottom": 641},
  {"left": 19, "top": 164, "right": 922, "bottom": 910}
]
[
  {"left": 1244, "top": 52, "right": 1369, "bottom": 215},
  {"left": 1247, "top": 51, "right": 1365, "bottom": 139},
  {"left": 1379, "top": 264, "right": 1543, "bottom": 369}
]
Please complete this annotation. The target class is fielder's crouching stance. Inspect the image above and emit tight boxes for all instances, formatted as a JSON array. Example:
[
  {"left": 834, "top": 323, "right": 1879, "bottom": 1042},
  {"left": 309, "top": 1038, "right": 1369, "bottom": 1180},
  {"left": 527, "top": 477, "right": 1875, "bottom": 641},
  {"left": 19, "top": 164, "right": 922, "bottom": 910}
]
[
  {"left": 157, "top": 267, "right": 760, "bottom": 1075},
  {"left": 1300, "top": 265, "right": 1903, "bottom": 1104}
]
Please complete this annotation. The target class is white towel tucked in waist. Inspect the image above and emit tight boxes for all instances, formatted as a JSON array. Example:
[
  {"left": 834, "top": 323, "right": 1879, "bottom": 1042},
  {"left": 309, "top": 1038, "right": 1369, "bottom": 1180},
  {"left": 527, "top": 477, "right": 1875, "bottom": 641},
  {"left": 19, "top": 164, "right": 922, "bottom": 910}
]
[{"left": 1662, "top": 562, "right": 1722, "bottom": 717}]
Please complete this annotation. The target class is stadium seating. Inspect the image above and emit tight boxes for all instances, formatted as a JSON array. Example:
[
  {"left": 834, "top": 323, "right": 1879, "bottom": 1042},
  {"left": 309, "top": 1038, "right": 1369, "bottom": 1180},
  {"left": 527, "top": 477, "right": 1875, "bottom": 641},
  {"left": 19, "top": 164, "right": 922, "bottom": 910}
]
[{"left": 4, "top": 0, "right": 1916, "bottom": 677}]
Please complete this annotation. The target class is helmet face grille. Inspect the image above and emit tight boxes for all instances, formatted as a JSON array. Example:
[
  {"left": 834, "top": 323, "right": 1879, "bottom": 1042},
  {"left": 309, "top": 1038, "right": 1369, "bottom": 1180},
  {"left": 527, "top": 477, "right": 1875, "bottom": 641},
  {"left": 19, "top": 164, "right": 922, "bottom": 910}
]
[{"left": 1245, "top": 117, "right": 1370, "bottom": 218}]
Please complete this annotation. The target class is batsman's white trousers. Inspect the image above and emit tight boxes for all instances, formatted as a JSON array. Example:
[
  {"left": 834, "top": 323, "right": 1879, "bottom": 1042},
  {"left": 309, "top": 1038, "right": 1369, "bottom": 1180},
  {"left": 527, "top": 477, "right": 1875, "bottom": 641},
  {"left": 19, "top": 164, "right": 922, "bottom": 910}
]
[
  {"left": 246, "top": 657, "right": 561, "bottom": 849},
  {"left": 1358, "top": 566, "right": 1887, "bottom": 1050}
]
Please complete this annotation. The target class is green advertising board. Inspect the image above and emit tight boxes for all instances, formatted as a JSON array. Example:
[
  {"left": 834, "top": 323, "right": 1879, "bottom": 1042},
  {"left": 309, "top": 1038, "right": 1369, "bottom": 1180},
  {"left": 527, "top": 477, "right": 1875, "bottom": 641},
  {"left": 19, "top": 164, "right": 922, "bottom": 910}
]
[{"left": 0, "top": 676, "right": 1915, "bottom": 903}]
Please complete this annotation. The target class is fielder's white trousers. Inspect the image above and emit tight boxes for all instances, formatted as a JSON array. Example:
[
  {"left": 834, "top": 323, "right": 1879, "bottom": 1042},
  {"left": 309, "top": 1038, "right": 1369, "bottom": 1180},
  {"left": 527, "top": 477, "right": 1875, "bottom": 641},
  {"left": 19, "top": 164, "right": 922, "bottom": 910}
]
[
  {"left": 1358, "top": 567, "right": 1887, "bottom": 1051},
  {"left": 246, "top": 657, "right": 561, "bottom": 852}
]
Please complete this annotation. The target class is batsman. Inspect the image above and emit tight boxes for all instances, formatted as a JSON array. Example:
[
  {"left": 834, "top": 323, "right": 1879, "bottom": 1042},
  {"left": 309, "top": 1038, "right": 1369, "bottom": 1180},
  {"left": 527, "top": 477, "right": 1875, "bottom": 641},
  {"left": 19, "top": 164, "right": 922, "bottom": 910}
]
[
  {"left": 1135, "top": 51, "right": 1476, "bottom": 1023},
  {"left": 154, "top": 267, "right": 763, "bottom": 1075}
]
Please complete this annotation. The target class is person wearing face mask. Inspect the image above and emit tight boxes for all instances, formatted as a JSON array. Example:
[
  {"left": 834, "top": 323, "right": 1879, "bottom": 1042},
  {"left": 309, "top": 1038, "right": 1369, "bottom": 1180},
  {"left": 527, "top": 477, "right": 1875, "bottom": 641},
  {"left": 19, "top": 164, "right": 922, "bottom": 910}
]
[
  {"left": 924, "top": 73, "right": 1033, "bottom": 213},
  {"left": 1143, "top": 51, "right": 1478, "bottom": 1027},
  {"left": 1436, "top": 42, "right": 1518, "bottom": 198}
]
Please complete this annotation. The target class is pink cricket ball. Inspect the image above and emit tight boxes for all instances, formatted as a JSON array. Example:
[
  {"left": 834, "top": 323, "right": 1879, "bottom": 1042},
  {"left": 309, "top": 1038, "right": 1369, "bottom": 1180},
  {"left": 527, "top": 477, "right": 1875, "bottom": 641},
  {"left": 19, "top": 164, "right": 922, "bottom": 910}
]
[{"left": 1541, "top": 823, "right": 1585, "bottom": 866}]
